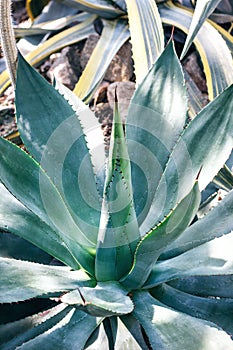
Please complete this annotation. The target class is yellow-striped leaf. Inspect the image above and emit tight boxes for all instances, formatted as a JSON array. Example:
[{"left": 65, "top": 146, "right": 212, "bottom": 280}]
[
  {"left": 159, "top": 1, "right": 233, "bottom": 100},
  {"left": 73, "top": 18, "right": 129, "bottom": 102},
  {"left": 125, "top": 0, "right": 164, "bottom": 85}
]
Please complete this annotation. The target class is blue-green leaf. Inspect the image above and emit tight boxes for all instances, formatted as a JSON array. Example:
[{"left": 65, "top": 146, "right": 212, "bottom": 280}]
[
  {"left": 121, "top": 182, "right": 200, "bottom": 289},
  {"left": 95, "top": 102, "right": 140, "bottom": 281},
  {"left": 126, "top": 40, "right": 187, "bottom": 231},
  {"left": 0, "top": 258, "right": 94, "bottom": 303},
  {"left": 145, "top": 232, "right": 233, "bottom": 288},
  {"left": 133, "top": 290, "right": 233, "bottom": 350},
  {"left": 61, "top": 282, "right": 133, "bottom": 317},
  {"left": 162, "top": 189, "right": 233, "bottom": 259}
]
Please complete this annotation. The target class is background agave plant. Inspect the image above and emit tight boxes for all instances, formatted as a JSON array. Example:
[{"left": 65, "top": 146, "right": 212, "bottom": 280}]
[{"left": 0, "top": 34, "right": 233, "bottom": 349}]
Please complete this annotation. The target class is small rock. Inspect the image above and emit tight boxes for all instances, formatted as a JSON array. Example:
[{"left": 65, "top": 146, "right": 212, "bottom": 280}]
[
  {"left": 107, "top": 81, "right": 136, "bottom": 121},
  {"left": 182, "top": 52, "right": 207, "bottom": 93},
  {"left": 80, "top": 35, "right": 134, "bottom": 82},
  {"left": 46, "top": 45, "right": 83, "bottom": 90}
]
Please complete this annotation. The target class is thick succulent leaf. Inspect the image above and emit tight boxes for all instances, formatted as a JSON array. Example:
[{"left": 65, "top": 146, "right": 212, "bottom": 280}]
[
  {"left": 145, "top": 232, "right": 233, "bottom": 288},
  {"left": 210, "top": 20, "right": 233, "bottom": 54},
  {"left": 111, "top": 317, "right": 142, "bottom": 349},
  {"left": 95, "top": 103, "right": 140, "bottom": 281},
  {"left": 159, "top": 1, "right": 233, "bottom": 100},
  {"left": 61, "top": 282, "right": 133, "bottom": 317},
  {"left": 121, "top": 182, "right": 200, "bottom": 289},
  {"left": 162, "top": 190, "right": 233, "bottom": 259},
  {"left": 0, "top": 304, "right": 71, "bottom": 349},
  {"left": 213, "top": 165, "right": 233, "bottom": 191},
  {"left": 151, "top": 283, "right": 233, "bottom": 336},
  {"left": 16, "top": 53, "right": 101, "bottom": 247},
  {"left": 126, "top": 40, "right": 187, "bottom": 230},
  {"left": 141, "top": 83, "right": 233, "bottom": 231},
  {"left": 0, "top": 257, "right": 94, "bottom": 303},
  {"left": 0, "top": 138, "right": 95, "bottom": 273},
  {"left": 73, "top": 19, "right": 129, "bottom": 102},
  {"left": 120, "top": 314, "right": 149, "bottom": 350},
  {"left": 133, "top": 290, "right": 233, "bottom": 350},
  {"left": 0, "top": 16, "right": 95, "bottom": 94},
  {"left": 181, "top": 0, "right": 222, "bottom": 59},
  {"left": 54, "top": 80, "right": 105, "bottom": 178},
  {"left": 57, "top": 0, "right": 124, "bottom": 18},
  {"left": 15, "top": 309, "right": 103, "bottom": 350},
  {"left": 0, "top": 184, "right": 79, "bottom": 269},
  {"left": 124, "top": 0, "right": 164, "bottom": 84},
  {"left": 169, "top": 275, "right": 233, "bottom": 298},
  {"left": 84, "top": 323, "right": 109, "bottom": 349}
]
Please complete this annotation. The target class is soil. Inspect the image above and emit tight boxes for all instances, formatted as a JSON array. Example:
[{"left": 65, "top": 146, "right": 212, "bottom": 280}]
[{"left": 0, "top": 1, "right": 210, "bottom": 146}]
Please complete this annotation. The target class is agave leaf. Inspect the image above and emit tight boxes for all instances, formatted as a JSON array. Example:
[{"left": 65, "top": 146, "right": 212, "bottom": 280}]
[
  {"left": 162, "top": 190, "right": 233, "bottom": 259},
  {"left": 124, "top": 0, "right": 164, "bottom": 84},
  {"left": 95, "top": 101, "right": 140, "bottom": 281},
  {"left": 140, "top": 83, "right": 233, "bottom": 232},
  {"left": 133, "top": 291, "right": 233, "bottom": 350},
  {"left": 0, "top": 16, "right": 95, "bottom": 94},
  {"left": 14, "top": 13, "right": 92, "bottom": 37},
  {"left": 181, "top": 0, "right": 222, "bottom": 59},
  {"left": 0, "top": 138, "right": 95, "bottom": 272},
  {"left": 145, "top": 231, "right": 233, "bottom": 288},
  {"left": 111, "top": 317, "right": 142, "bottom": 349},
  {"left": 0, "top": 304, "right": 71, "bottom": 349},
  {"left": 169, "top": 275, "right": 233, "bottom": 298},
  {"left": 54, "top": 79, "right": 105, "bottom": 177},
  {"left": 0, "top": 184, "right": 79, "bottom": 269},
  {"left": 120, "top": 314, "right": 148, "bottom": 350},
  {"left": 210, "top": 20, "right": 233, "bottom": 54},
  {"left": 84, "top": 322, "right": 109, "bottom": 349},
  {"left": 151, "top": 283, "right": 233, "bottom": 336},
  {"left": 57, "top": 0, "right": 124, "bottom": 18},
  {"left": 73, "top": 18, "right": 129, "bottom": 102},
  {"left": 213, "top": 165, "right": 233, "bottom": 191},
  {"left": 14, "top": 309, "right": 103, "bottom": 350},
  {"left": 121, "top": 182, "right": 200, "bottom": 289},
  {"left": 159, "top": 1, "right": 233, "bottom": 99},
  {"left": 61, "top": 282, "right": 133, "bottom": 317},
  {"left": 0, "top": 257, "right": 94, "bottom": 303},
  {"left": 16, "top": 53, "right": 101, "bottom": 245},
  {"left": 126, "top": 40, "right": 187, "bottom": 229}
]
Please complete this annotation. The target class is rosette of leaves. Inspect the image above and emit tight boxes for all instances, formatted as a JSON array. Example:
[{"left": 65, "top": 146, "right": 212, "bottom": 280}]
[{"left": 0, "top": 40, "right": 233, "bottom": 349}]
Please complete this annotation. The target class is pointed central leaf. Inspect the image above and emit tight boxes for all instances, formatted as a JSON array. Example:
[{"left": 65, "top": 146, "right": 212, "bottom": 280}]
[{"left": 95, "top": 101, "right": 140, "bottom": 281}]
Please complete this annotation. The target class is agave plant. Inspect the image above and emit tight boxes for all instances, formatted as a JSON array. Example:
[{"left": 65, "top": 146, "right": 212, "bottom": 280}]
[{"left": 0, "top": 38, "right": 233, "bottom": 349}]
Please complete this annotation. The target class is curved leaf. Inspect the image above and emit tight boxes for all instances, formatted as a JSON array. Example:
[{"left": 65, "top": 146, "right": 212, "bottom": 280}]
[
  {"left": 0, "top": 138, "right": 95, "bottom": 273},
  {"left": 133, "top": 291, "right": 233, "bottom": 350},
  {"left": 152, "top": 283, "right": 233, "bottom": 336},
  {"left": 0, "top": 16, "right": 96, "bottom": 94},
  {"left": 0, "top": 304, "right": 71, "bottom": 350},
  {"left": 162, "top": 190, "right": 233, "bottom": 259},
  {"left": 95, "top": 102, "right": 140, "bottom": 281},
  {"left": 141, "top": 83, "right": 233, "bottom": 231},
  {"left": 125, "top": 0, "right": 164, "bottom": 84},
  {"left": 181, "top": 0, "right": 222, "bottom": 58},
  {"left": 15, "top": 309, "right": 103, "bottom": 350},
  {"left": 169, "top": 275, "right": 233, "bottom": 298},
  {"left": 126, "top": 40, "right": 187, "bottom": 230},
  {"left": 57, "top": 0, "right": 124, "bottom": 19},
  {"left": 73, "top": 18, "right": 130, "bottom": 102},
  {"left": 0, "top": 183, "right": 79, "bottom": 269},
  {"left": 121, "top": 182, "right": 200, "bottom": 289},
  {"left": 159, "top": 1, "right": 233, "bottom": 100},
  {"left": 15, "top": 53, "right": 101, "bottom": 248},
  {"left": 61, "top": 282, "right": 133, "bottom": 317},
  {"left": 145, "top": 232, "right": 233, "bottom": 288},
  {"left": 0, "top": 258, "right": 94, "bottom": 303}
]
